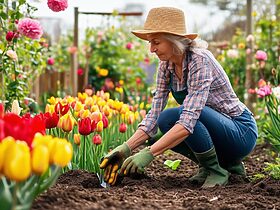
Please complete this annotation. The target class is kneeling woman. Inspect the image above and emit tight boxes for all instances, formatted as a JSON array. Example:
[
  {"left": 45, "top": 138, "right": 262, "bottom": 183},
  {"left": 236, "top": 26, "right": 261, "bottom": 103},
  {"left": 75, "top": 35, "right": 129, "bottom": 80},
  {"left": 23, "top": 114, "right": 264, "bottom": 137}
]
[{"left": 100, "top": 7, "right": 258, "bottom": 188}]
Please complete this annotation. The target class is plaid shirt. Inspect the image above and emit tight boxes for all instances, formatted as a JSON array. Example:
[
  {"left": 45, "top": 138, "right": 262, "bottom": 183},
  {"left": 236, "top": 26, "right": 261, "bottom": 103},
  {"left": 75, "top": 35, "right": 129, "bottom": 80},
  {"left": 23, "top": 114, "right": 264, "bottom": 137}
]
[{"left": 139, "top": 48, "right": 246, "bottom": 136}]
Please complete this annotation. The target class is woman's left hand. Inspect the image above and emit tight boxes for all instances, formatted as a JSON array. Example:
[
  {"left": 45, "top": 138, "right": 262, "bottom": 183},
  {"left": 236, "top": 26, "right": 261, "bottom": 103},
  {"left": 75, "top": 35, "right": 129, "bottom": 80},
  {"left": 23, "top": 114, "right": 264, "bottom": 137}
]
[{"left": 120, "top": 147, "right": 154, "bottom": 175}]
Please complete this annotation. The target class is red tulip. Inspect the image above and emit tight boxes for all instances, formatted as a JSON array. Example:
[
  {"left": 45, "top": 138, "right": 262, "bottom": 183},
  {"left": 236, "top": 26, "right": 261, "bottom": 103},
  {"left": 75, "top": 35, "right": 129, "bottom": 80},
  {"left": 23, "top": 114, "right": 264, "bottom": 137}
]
[
  {"left": 78, "top": 117, "right": 92, "bottom": 135},
  {"left": 44, "top": 112, "right": 59, "bottom": 129},
  {"left": 119, "top": 123, "right": 127, "bottom": 133},
  {"left": 55, "top": 102, "right": 70, "bottom": 116},
  {"left": 0, "top": 103, "right": 4, "bottom": 119},
  {"left": 91, "top": 120, "right": 97, "bottom": 132},
  {"left": 102, "top": 114, "right": 108, "bottom": 129},
  {"left": 92, "top": 134, "right": 102, "bottom": 145},
  {"left": 1, "top": 113, "right": 45, "bottom": 147},
  {"left": 0, "top": 119, "right": 4, "bottom": 140}
]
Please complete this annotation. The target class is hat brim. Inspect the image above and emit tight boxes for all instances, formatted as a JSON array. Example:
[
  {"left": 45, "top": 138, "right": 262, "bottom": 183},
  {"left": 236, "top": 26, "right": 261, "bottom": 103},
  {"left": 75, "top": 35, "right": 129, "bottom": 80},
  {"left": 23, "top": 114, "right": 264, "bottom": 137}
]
[{"left": 131, "top": 30, "right": 198, "bottom": 41}]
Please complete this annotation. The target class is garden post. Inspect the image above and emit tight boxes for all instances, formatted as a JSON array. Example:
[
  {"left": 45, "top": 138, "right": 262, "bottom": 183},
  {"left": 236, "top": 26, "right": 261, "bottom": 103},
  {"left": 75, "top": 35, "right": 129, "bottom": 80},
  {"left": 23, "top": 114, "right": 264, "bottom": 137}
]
[
  {"left": 71, "top": 7, "right": 79, "bottom": 95},
  {"left": 245, "top": 0, "right": 256, "bottom": 112}
]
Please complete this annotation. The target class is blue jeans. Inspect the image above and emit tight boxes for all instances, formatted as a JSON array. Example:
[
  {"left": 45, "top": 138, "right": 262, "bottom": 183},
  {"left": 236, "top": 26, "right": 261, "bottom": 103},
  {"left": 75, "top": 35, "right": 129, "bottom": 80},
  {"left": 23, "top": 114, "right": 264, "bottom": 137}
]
[{"left": 157, "top": 106, "right": 258, "bottom": 166}]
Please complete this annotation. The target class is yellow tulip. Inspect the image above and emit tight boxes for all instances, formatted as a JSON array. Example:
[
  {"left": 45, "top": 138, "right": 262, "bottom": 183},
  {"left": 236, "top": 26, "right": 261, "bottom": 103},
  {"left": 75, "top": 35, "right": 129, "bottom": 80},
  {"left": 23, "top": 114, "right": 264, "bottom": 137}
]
[
  {"left": 102, "top": 105, "right": 111, "bottom": 117},
  {"left": 45, "top": 104, "right": 55, "bottom": 114},
  {"left": 90, "top": 104, "right": 99, "bottom": 112},
  {"left": 80, "top": 109, "right": 91, "bottom": 119},
  {"left": 4, "top": 141, "right": 31, "bottom": 182},
  {"left": 120, "top": 104, "right": 129, "bottom": 114},
  {"left": 78, "top": 92, "right": 87, "bottom": 103},
  {"left": 47, "top": 96, "right": 57, "bottom": 105},
  {"left": 32, "top": 135, "right": 53, "bottom": 148},
  {"left": 134, "top": 111, "right": 139, "bottom": 120},
  {"left": 74, "top": 101, "right": 84, "bottom": 112},
  {"left": 74, "top": 134, "right": 81, "bottom": 146},
  {"left": 97, "top": 99, "right": 106, "bottom": 108},
  {"left": 58, "top": 113, "right": 75, "bottom": 132},
  {"left": 0, "top": 137, "right": 16, "bottom": 172},
  {"left": 103, "top": 92, "right": 110, "bottom": 101},
  {"left": 139, "top": 102, "right": 144, "bottom": 110},
  {"left": 32, "top": 144, "right": 49, "bottom": 175},
  {"left": 52, "top": 140, "right": 73, "bottom": 167},
  {"left": 126, "top": 112, "right": 135, "bottom": 124},
  {"left": 96, "top": 120, "right": 103, "bottom": 132},
  {"left": 85, "top": 97, "right": 94, "bottom": 107},
  {"left": 91, "top": 111, "right": 102, "bottom": 122}
]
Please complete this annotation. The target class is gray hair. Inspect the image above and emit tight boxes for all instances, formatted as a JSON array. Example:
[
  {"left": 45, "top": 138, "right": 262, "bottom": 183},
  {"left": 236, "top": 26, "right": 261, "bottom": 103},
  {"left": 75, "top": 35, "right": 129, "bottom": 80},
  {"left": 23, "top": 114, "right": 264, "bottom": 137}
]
[{"left": 160, "top": 34, "right": 208, "bottom": 55}]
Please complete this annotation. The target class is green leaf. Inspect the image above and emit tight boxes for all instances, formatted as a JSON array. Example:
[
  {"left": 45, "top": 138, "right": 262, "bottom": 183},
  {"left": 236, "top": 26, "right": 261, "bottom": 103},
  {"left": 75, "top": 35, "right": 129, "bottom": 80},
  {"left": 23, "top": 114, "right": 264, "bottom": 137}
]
[
  {"left": 0, "top": 177, "right": 13, "bottom": 210},
  {"left": 0, "top": 11, "right": 8, "bottom": 20},
  {"left": 164, "top": 159, "right": 181, "bottom": 171}
]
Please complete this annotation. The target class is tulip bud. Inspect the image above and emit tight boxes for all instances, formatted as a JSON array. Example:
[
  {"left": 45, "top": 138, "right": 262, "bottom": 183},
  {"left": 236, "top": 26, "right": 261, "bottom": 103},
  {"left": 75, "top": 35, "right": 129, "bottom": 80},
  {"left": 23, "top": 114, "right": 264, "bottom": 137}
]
[
  {"left": 102, "top": 114, "right": 109, "bottom": 129},
  {"left": 92, "top": 134, "right": 102, "bottom": 145},
  {"left": 119, "top": 123, "right": 127, "bottom": 133},
  {"left": 74, "top": 134, "right": 81, "bottom": 146}
]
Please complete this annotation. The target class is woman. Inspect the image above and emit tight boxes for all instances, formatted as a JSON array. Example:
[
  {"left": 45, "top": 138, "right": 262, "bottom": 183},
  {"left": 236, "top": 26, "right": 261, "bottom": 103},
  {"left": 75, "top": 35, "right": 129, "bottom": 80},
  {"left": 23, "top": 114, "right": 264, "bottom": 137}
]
[{"left": 100, "top": 7, "right": 258, "bottom": 188}]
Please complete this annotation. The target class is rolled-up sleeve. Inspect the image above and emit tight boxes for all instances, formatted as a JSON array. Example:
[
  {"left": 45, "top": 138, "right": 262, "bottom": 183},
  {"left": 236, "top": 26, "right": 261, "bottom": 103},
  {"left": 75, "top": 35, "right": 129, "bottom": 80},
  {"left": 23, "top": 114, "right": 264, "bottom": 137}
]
[
  {"left": 177, "top": 55, "right": 213, "bottom": 134},
  {"left": 138, "top": 62, "right": 170, "bottom": 137}
]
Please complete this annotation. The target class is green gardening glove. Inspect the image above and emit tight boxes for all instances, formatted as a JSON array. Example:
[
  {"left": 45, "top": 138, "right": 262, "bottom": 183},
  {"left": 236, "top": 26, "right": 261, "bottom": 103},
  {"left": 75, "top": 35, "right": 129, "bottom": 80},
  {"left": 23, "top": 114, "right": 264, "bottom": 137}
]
[
  {"left": 100, "top": 142, "right": 131, "bottom": 185},
  {"left": 120, "top": 147, "right": 154, "bottom": 175}
]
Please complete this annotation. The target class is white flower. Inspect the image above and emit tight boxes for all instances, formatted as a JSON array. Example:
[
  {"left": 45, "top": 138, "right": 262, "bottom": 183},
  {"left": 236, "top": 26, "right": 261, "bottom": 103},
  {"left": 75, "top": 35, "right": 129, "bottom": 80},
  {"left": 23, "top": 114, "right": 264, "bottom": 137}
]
[
  {"left": 6, "top": 50, "right": 18, "bottom": 61},
  {"left": 11, "top": 100, "right": 22, "bottom": 115},
  {"left": 246, "top": 34, "right": 255, "bottom": 42},
  {"left": 272, "top": 86, "right": 280, "bottom": 100},
  {"left": 227, "top": 49, "right": 239, "bottom": 59}
]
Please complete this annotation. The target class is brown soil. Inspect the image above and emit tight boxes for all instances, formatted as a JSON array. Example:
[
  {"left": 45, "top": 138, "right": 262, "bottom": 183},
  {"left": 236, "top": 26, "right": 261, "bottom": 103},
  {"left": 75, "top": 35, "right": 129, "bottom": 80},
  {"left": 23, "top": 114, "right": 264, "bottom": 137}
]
[{"left": 32, "top": 143, "right": 280, "bottom": 210}]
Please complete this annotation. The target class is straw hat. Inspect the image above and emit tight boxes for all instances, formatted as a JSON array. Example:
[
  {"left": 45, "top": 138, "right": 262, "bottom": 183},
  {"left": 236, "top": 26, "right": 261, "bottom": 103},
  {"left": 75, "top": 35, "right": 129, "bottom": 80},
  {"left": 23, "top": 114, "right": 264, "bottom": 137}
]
[{"left": 132, "top": 7, "right": 198, "bottom": 41}]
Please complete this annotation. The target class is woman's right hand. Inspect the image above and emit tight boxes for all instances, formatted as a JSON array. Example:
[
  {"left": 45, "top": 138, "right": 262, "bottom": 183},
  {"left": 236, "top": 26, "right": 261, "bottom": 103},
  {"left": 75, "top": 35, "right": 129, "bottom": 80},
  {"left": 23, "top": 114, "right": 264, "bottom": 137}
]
[{"left": 99, "top": 142, "right": 131, "bottom": 185}]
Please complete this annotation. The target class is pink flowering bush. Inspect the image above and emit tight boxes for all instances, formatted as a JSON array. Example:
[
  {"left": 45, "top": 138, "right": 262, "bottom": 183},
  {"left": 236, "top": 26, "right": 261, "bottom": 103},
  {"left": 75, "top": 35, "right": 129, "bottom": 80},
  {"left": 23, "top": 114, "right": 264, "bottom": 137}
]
[
  {"left": 47, "top": 0, "right": 68, "bottom": 12},
  {"left": 256, "top": 85, "right": 272, "bottom": 98},
  {"left": 17, "top": 18, "right": 43, "bottom": 39}
]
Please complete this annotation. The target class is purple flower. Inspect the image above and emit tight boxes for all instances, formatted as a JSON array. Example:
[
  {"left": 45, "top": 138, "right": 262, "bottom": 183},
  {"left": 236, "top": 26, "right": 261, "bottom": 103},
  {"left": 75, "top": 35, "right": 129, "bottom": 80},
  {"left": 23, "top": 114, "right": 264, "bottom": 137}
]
[
  {"left": 255, "top": 50, "right": 267, "bottom": 61},
  {"left": 18, "top": 18, "right": 43, "bottom": 40},
  {"left": 47, "top": 0, "right": 68, "bottom": 12}
]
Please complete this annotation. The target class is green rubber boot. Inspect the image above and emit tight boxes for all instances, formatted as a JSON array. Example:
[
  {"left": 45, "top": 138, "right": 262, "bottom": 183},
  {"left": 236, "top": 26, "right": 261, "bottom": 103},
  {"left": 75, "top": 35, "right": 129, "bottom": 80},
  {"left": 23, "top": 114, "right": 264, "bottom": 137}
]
[
  {"left": 195, "top": 147, "right": 229, "bottom": 188},
  {"left": 189, "top": 166, "right": 209, "bottom": 184},
  {"left": 171, "top": 143, "right": 208, "bottom": 184},
  {"left": 226, "top": 162, "right": 246, "bottom": 177}
]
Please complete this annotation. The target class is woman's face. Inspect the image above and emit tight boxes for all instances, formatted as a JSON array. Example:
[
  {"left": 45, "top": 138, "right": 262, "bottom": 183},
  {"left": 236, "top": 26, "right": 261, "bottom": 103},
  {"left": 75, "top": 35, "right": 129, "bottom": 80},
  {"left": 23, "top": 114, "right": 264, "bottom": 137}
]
[{"left": 147, "top": 34, "right": 173, "bottom": 61}]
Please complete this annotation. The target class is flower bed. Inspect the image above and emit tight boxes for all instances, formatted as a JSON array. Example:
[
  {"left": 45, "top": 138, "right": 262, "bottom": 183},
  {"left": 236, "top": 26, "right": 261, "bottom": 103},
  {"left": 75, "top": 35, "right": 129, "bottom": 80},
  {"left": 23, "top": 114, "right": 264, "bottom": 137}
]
[{"left": 32, "top": 143, "right": 280, "bottom": 210}]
